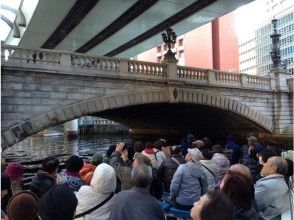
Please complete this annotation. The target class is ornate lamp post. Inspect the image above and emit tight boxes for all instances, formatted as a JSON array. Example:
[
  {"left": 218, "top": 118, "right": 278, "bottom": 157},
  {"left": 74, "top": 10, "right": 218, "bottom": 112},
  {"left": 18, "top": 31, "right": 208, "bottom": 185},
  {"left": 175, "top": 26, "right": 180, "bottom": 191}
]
[
  {"left": 161, "top": 27, "right": 177, "bottom": 61},
  {"left": 270, "top": 19, "right": 282, "bottom": 69}
]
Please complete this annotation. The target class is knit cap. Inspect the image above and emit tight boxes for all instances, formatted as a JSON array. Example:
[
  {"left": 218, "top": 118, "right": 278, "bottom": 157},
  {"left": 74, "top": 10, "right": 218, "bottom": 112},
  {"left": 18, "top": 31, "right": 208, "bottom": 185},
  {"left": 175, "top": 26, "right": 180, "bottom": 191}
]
[
  {"left": 7, "top": 191, "right": 38, "bottom": 220},
  {"left": 187, "top": 148, "right": 204, "bottom": 162},
  {"left": 37, "top": 185, "right": 78, "bottom": 220},
  {"left": 5, "top": 162, "right": 23, "bottom": 181},
  {"left": 91, "top": 153, "right": 103, "bottom": 166}
]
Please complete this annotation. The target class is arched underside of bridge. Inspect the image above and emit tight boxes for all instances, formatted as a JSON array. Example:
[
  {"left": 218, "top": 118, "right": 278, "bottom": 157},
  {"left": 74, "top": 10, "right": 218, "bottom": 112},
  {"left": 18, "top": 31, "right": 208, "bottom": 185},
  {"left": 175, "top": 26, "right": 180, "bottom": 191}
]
[{"left": 1, "top": 89, "right": 273, "bottom": 150}]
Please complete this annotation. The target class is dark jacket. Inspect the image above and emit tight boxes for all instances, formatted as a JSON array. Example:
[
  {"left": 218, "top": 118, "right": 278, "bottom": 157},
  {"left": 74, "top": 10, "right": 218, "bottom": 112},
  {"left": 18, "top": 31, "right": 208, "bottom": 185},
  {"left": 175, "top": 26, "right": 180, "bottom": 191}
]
[
  {"left": 109, "top": 187, "right": 165, "bottom": 220},
  {"left": 157, "top": 155, "right": 186, "bottom": 192},
  {"left": 235, "top": 206, "right": 258, "bottom": 220},
  {"left": 109, "top": 151, "right": 132, "bottom": 192},
  {"left": 30, "top": 170, "right": 56, "bottom": 197}
]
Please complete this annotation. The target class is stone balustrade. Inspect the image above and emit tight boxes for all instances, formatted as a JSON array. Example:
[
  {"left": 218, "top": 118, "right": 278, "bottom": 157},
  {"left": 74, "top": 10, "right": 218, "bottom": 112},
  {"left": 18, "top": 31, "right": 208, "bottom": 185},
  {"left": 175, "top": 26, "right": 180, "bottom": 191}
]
[
  {"left": 128, "top": 60, "right": 167, "bottom": 77},
  {"left": 214, "top": 71, "right": 241, "bottom": 83},
  {"left": 1, "top": 45, "right": 61, "bottom": 65},
  {"left": 1, "top": 45, "right": 274, "bottom": 91},
  {"left": 177, "top": 66, "right": 207, "bottom": 80},
  {"left": 71, "top": 54, "right": 120, "bottom": 71}
]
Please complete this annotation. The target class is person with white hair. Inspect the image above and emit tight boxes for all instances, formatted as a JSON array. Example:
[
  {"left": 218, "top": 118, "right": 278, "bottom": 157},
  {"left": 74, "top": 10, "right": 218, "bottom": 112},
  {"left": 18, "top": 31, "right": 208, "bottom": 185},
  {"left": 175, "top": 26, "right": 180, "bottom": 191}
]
[
  {"left": 75, "top": 163, "right": 116, "bottom": 220},
  {"left": 166, "top": 148, "right": 208, "bottom": 210},
  {"left": 255, "top": 156, "right": 290, "bottom": 219}
]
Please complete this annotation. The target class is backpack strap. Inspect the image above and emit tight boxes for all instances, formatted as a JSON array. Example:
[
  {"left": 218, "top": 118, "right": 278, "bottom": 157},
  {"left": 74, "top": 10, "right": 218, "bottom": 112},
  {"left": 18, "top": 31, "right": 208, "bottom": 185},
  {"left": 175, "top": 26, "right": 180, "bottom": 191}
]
[
  {"left": 74, "top": 192, "right": 114, "bottom": 218},
  {"left": 154, "top": 151, "right": 158, "bottom": 161},
  {"left": 171, "top": 157, "right": 181, "bottom": 166},
  {"left": 200, "top": 163, "right": 216, "bottom": 179}
]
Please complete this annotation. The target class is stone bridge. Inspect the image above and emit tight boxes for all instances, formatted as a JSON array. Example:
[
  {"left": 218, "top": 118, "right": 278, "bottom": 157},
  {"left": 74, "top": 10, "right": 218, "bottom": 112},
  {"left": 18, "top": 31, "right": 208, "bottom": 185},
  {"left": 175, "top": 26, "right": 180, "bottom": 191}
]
[{"left": 1, "top": 45, "right": 293, "bottom": 149}]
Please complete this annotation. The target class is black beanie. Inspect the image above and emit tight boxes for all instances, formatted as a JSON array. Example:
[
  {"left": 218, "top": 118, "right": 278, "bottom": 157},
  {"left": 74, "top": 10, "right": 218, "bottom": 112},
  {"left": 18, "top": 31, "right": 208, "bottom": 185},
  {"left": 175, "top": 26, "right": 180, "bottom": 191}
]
[{"left": 37, "top": 185, "right": 78, "bottom": 220}]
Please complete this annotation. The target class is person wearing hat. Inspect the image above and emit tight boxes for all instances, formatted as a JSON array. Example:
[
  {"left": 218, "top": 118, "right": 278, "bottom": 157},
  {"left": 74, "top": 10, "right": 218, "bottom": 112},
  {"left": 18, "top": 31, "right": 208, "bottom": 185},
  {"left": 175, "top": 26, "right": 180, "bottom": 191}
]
[
  {"left": 225, "top": 135, "right": 241, "bottom": 165},
  {"left": 37, "top": 185, "right": 78, "bottom": 220},
  {"left": 7, "top": 191, "right": 39, "bottom": 220},
  {"left": 4, "top": 162, "right": 23, "bottom": 195},
  {"left": 79, "top": 154, "right": 103, "bottom": 185},
  {"left": 166, "top": 148, "right": 208, "bottom": 210},
  {"left": 180, "top": 134, "right": 195, "bottom": 156},
  {"left": 75, "top": 163, "right": 116, "bottom": 220},
  {"left": 241, "top": 135, "right": 263, "bottom": 164}
]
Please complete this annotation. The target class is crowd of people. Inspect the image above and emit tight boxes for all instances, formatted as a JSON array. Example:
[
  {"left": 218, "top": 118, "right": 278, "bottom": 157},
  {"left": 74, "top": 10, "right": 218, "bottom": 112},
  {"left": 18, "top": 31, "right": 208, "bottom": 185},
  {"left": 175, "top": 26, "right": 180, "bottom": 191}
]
[{"left": 1, "top": 134, "right": 293, "bottom": 220}]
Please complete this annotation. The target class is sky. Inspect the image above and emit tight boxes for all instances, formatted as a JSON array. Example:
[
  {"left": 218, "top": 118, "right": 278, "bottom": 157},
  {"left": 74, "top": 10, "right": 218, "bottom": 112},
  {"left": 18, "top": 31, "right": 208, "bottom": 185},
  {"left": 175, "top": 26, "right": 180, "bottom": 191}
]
[{"left": 234, "top": 0, "right": 268, "bottom": 38}]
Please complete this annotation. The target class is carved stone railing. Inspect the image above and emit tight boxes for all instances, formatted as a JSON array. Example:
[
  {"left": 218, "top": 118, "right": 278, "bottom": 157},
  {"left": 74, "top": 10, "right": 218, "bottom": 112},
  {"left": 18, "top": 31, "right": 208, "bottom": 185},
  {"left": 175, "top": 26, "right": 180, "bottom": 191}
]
[
  {"left": 214, "top": 71, "right": 241, "bottom": 84},
  {"left": 177, "top": 66, "right": 208, "bottom": 80},
  {"left": 246, "top": 75, "right": 271, "bottom": 87},
  {"left": 128, "top": 60, "right": 167, "bottom": 77},
  {"left": 71, "top": 54, "right": 120, "bottom": 71},
  {"left": 1, "top": 45, "right": 61, "bottom": 65},
  {"left": 1, "top": 45, "right": 275, "bottom": 91}
]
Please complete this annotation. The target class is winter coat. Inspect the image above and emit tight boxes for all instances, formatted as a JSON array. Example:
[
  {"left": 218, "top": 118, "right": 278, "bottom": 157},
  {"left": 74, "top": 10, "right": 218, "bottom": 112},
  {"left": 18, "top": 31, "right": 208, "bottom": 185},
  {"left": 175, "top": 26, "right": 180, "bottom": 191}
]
[
  {"left": 56, "top": 170, "right": 84, "bottom": 191},
  {"left": 157, "top": 155, "right": 186, "bottom": 192},
  {"left": 109, "top": 151, "right": 132, "bottom": 192},
  {"left": 255, "top": 174, "right": 290, "bottom": 220},
  {"left": 75, "top": 163, "right": 116, "bottom": 220},
  {"left": 142, "top": 149, "right": 160, "bottom": 170},
  {"left": 235, "top": 206, "right": 258, "bottom": 220},
  {"left": 170, "top": 162, "right": 208, "bottom": 206},
  {"left": 199, "top": 159, "right": 216, "bottom": 187},
  {"left": 109, "top": 187, "right": 165, "bottom": 220},
  {"left": 30, "top": 170, "right": 56, "bottom": 197},
  {"left": 225, "top": 141, "right": 241, "bottom": 164},
  {"left": 155, "top": 150, "right": 166, "bottom": 167}
]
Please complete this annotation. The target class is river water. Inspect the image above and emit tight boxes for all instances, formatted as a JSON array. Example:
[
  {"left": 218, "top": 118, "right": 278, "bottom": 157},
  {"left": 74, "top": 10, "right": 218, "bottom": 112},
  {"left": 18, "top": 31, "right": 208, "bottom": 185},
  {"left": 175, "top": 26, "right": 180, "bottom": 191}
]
[{"left": 2, "top": 134, "right": 132, "bottom": 164}]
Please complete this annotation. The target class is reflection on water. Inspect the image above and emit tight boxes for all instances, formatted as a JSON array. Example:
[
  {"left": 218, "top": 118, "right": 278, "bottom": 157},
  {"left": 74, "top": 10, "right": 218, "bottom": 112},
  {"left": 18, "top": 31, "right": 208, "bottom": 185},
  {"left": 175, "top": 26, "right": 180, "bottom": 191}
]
[{"left": 2, "top": 134, "right": 131, "bottom": 163}]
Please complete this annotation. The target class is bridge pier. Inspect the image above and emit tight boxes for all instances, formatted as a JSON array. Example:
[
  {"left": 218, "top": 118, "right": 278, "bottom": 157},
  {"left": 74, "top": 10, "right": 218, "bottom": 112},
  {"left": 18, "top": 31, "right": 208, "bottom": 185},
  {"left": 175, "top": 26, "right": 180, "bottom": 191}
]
[
  {"left": 270, "top": 68, "right": 293, "bottom": 138},
  {"left": 65, "top": 119, "right": 79, "bottom": 139}
]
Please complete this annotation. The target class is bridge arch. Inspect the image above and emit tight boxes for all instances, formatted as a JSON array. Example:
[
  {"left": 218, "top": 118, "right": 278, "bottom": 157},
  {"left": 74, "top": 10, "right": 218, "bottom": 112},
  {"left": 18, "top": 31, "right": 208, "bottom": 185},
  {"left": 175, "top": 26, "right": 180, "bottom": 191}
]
[{"left": 1, "top": 88, "right": 273, "bottom": 149}]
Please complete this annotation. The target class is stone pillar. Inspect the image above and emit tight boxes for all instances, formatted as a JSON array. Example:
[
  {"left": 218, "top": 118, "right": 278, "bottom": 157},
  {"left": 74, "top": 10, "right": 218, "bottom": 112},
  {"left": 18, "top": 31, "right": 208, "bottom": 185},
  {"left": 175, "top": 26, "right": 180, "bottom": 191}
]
[
  {"left": 162, "top": 58, "right": 178, "bottom": 81},
  {"left": 207, "top": 70, "right": 216, "bottom": 85},
  {"left": 60, "top": 52, "right": 72, "bottom": 72},
  {"left": 270, "top": 68, "right": 289, "bottom": 92},
  {"left": 270, "top": 68, "right": 292, "bottom": 137},
  {"left": 65, "top": 119, "right": 79, "bottom": 139},
  {"left": 241, "top": 74, "right": 249, "bottom": 88},
  {"left": 119, "top": 59, "right": 129, "bottom": 74}
]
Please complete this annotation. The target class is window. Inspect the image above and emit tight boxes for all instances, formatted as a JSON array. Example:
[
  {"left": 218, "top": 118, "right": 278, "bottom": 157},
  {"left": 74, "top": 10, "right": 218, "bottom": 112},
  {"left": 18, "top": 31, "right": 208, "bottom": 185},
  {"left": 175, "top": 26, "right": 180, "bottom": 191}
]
[
  {"left": 179, "top": 39, "right": 183, "bottom": 46},
  {"left": 157, "top": 46, "right": 161, "bottom": 53}
]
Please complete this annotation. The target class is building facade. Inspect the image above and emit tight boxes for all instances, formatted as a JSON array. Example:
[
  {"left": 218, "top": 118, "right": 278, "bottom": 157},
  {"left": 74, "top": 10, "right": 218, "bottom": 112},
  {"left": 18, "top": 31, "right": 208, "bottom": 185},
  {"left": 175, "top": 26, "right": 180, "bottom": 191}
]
[
  {"left": 239, "top": 0, "right": 294, "bottom": 75},
  {"left": 135, "top": 12, "right": 239, "bottom": 72}
]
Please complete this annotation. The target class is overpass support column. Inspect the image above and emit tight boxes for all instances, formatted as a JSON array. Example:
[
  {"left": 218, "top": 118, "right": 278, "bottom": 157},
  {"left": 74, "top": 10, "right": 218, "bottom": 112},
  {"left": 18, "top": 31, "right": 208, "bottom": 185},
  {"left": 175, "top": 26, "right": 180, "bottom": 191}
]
[
  {"left": 65, "top": 119, "right": 79, "bottom": 139},
  {"left": 270, "top": 68, "right": 293, "bottom": 136}
]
